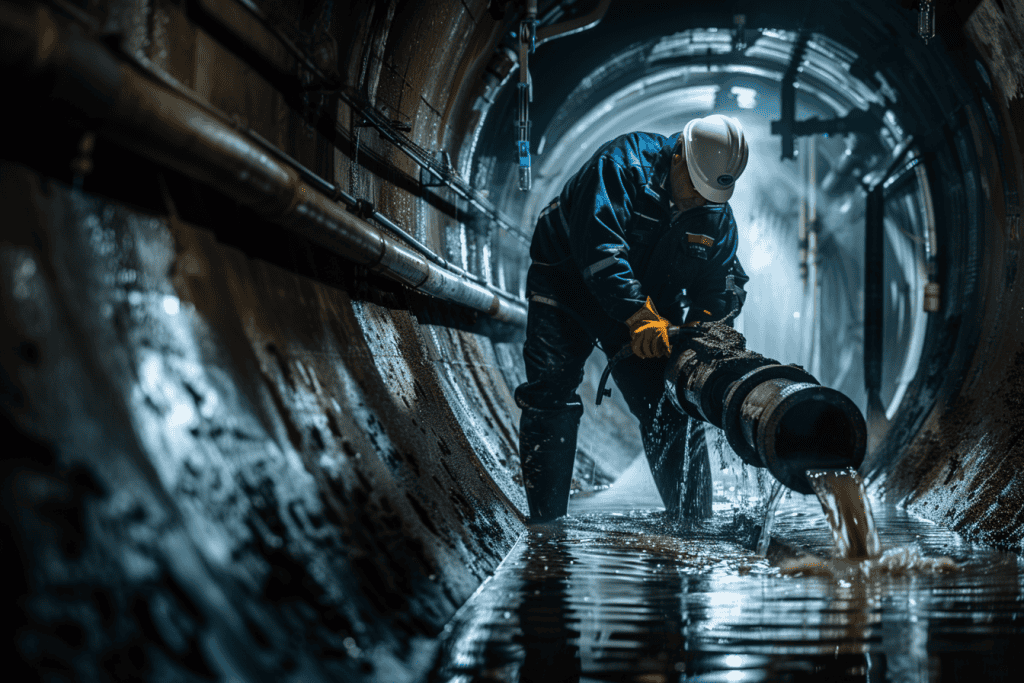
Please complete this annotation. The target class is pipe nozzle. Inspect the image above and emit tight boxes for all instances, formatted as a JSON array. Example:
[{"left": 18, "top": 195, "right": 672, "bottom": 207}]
[{"left": 737, "top": 380, "right": 866, "bottom": 494}]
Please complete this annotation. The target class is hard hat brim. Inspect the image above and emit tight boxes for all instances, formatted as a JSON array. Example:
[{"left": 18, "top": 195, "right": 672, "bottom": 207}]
[
  {"left": 683, "top": 117, "right": 742, "bottom": 204},
  {"left": 688, "top": 164, "right": 735, "bottom": 203}
]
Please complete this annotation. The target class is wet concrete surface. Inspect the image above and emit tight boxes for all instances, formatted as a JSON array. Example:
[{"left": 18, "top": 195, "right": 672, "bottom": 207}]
[
  {"left": 430, "top": 461, "right": 1024, "bottom": 682},
  {"left": 0, "top": 167, "right": 527, "bottom": 682}
]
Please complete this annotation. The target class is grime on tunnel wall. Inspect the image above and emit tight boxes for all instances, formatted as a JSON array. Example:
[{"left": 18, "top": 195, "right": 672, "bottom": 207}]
[
  {"left": 883, "top": 0, "right": 1024, "bottom": 551},
  {"left": 1, "top": 0, "right": 534, "bottom": 679}
]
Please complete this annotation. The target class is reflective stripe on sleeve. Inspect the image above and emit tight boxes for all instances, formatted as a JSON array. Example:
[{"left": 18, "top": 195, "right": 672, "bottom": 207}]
[
  {"left": 529, "top": 294, "right": 561, "bottom": 308},
  {"left": 556, "top": 201, "right": 570, "bottom": 238},
  {"left": 581, "top": 255, "right": 619, "bottom": 280}
]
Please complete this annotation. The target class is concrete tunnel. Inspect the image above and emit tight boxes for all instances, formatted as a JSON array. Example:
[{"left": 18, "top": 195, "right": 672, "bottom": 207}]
[{"left": 0, "top": 0, "right": 1022, "bottom": 680}]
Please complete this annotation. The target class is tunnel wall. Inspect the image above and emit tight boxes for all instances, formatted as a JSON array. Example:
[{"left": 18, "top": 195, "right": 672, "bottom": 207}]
[
  {"left": 877, "top": 0, "right": 1024, "bottom": 550},
  {"left": 0, "top": 0, "right": 537, "bottom": 680}
]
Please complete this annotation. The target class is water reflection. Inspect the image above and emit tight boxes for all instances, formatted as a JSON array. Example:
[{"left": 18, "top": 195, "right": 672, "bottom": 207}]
[
  {"left": 516, "top": 527, "right": 580, "bottom": 683},
  {"left": 431, "top": 492, "right": 1024, "bottom": 682}
]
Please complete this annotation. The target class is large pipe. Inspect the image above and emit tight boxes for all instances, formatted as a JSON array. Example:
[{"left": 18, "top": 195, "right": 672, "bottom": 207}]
[
  {"left": 664, "top": 324, "right": 866, "bottom": 494},
  {"left": 0, "top": 2, "right": 527, "bottom": 328}
]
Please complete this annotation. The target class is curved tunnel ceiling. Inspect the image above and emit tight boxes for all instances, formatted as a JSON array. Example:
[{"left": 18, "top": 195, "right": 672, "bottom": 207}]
[
  {"left": 1, "top": 0, "right": 1022, "bottom": 681},
  {"left": 494, "top": 24, "right": 934, "bottom": 428},
  {"left": 476, "top": 0, "right": 1020, "bottom": 530}
]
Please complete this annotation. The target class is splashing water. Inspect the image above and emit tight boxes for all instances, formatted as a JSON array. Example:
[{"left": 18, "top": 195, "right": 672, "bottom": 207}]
[
  {"left": 806, "top": 468, "right": 881, "bottom": 560},
  {"left": 777, "top": 469, "right": 959, "bottom": 579},
  {"left": 755, "top": 478, "right": 786, "bottom": 556}
]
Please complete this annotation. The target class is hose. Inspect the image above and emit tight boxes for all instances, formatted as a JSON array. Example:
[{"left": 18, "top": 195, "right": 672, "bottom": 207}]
[{"left": 595, "top": 325, "right": 703, "bottom": 406}]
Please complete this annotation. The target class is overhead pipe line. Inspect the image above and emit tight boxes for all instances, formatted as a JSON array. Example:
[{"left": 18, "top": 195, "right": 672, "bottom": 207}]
[
  {"left": 39, "top": 0, "right": 525, "bottom": 293},
  {"left": 217, "top": 116, "right": 510, "bottom": 299},
  {"left": 227, "top": 0, "right": 530, "bottom": 244},
  {"left": 123, "top": 24, "right": 527, "bottom": 310},
  {"left": 0, "top": 2, "right": 527, "bottom": 327}
]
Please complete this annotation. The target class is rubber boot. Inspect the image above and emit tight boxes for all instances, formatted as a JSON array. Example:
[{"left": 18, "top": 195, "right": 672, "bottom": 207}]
[{"left": 518, "top": 410, "right": 581, "bottom": 524}]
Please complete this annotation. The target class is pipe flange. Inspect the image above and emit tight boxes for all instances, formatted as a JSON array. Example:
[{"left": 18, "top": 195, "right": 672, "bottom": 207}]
[
  {"left": 664, "top": 348, "right": 703, "bottom": 419},
  {"left": 722, "top": 364, "right": 818, "bottom": 467},
  {"left": 691, "top": 356, "right": 766, "bottom": 427}
]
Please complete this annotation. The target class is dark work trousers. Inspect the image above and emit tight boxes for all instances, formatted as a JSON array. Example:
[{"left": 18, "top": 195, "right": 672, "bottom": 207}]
[{"left": 514, "top": 293, "right": 713, "bottom": 523}]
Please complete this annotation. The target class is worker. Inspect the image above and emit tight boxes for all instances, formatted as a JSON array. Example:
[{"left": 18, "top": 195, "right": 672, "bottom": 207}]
[{"left": 515, "top": 114, "right": 751, "bottom": 523}]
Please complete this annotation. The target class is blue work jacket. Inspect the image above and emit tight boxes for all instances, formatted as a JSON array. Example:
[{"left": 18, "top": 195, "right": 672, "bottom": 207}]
[{"left": 527, "top": 131, "right": 749, "bottom": 328}]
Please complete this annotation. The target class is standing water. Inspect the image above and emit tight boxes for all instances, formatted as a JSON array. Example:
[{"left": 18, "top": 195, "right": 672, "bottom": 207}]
[
  {"left": 430, "top": 463, "right": 1023, "bottom": 682},
  {"left": 806, "top": 468, "right": 881, "bottom": 560}
]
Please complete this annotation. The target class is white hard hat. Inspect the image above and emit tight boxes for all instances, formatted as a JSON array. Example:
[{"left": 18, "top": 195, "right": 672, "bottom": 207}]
[{"left": 682, "top": 115, "right": 749, "bottom": 203}]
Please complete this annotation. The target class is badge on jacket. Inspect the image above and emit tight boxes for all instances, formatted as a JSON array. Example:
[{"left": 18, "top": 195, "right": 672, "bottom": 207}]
[{"left": 686, "top": 233, "right": 714, "bottom": 260}]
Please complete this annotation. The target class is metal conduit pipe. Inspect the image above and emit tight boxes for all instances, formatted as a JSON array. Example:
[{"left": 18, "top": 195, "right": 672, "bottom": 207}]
[
  {"left": 236, "top": 117, "right": 510, "bottom": 300},
  {"left": 125, "top": 51, "right": 509, "bottom": 298},
  {"left": 139, "top": 48, "right": 518, "bottom": 308},
  {"left": 0, "top": 2, "right": 527, "bottom": 328}
]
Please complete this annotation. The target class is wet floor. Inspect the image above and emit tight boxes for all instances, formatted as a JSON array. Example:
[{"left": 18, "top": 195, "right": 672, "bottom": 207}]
[{"left": 429, "top": 460, "right": 1024, "bottom": 682}]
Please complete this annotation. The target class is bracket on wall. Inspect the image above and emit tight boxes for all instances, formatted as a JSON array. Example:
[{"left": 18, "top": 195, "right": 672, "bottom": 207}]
[
  {"left": 773, "top": 106, "right": 884, "bottom": 141},
  {"left": 421, "top": 167, "right": 446, "bottom": 188},
  {"left": 355, "top": 117, "right": 411, "bottom": 132},
  {"left": 771, "top": 30, "right": 811, "bottom": 161}
]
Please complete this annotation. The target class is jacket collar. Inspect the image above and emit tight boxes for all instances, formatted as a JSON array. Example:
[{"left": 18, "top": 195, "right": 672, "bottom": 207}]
[{"left": 645, "top": 132, "right": 681, "bottom": 211}]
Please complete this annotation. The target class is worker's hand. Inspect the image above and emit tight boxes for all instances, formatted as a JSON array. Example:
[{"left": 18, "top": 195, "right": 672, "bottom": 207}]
[{"left": 626, "top": 297, "right": 673, "bottom": 358}]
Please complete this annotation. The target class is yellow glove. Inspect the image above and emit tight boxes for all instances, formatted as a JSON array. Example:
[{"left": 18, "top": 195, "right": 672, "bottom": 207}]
[{"left": 625, "top": 297, "right": 672, "bottom": 359}]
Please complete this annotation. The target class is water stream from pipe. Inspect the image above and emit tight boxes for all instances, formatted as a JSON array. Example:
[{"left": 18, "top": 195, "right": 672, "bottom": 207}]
[
  {"left": 777, "top": 467, "right": 959, "bottom": 579},
  {"left": 806, "top": 468, "right": 881, "bottom": 559},
  {"left": 756, "top": 479, "right": 786, "bottom": 556}
]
